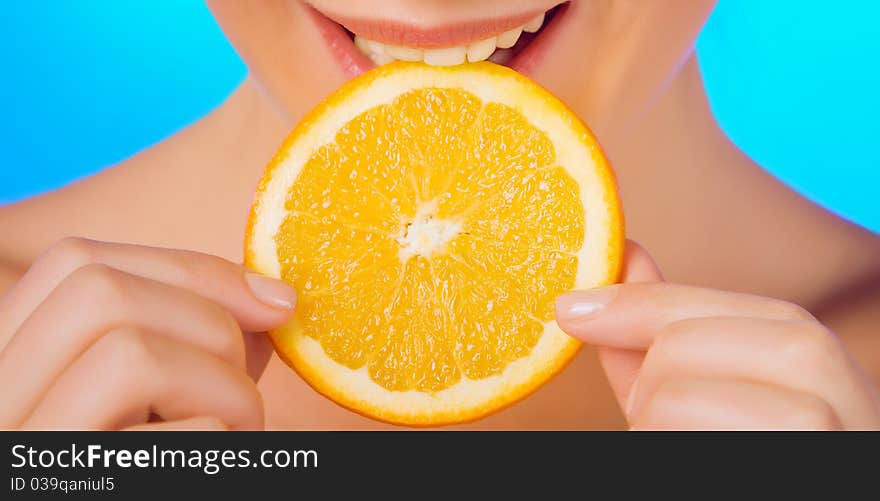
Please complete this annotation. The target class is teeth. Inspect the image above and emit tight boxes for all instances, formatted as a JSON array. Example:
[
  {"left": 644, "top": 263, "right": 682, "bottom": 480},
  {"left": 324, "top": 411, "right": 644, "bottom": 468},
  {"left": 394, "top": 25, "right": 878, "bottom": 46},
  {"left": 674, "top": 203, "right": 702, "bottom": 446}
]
[
  {"left": 352, "top": 11, "right": 547, "bottom": 67},
  {"left": 354, "top": 36, "right": 383, "bottom": 56},
  {"left": 370, "top": 51, "right": 397, "bottom": 65},
  {"left": 523, "top": 13, "right": 545, "bottom": 33},
  {"left": 466, "top": 37, "right": 497, "bottom": 62},
  {"left": 495, "top": 27, "right": 523, "bottom": 49},
  {"left": 424, "top": 46, "right": 467, "bottom": 66},
  {"left": 385, "top": 44, "right": 423, "bottom": 61},
  {"left": 354, "top": 36, "right": 396, "bottom": 65}
]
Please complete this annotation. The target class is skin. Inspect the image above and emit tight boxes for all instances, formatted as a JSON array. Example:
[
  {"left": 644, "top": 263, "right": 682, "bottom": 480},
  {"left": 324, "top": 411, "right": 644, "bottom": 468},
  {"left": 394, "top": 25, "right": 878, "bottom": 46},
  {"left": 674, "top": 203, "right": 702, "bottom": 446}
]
[{"left": 1, "top": 0, "right": 878, "bottom": 430}]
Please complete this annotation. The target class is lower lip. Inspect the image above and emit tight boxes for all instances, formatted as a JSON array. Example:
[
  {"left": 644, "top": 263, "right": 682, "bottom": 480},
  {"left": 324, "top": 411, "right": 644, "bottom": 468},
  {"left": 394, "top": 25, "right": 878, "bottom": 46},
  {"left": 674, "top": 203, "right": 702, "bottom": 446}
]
[
  {"left": 307, "top": 6, "right": 374, "bottom": 78},
  {"left": 307, "top": 4, "right": 569, "bottom": 79}
]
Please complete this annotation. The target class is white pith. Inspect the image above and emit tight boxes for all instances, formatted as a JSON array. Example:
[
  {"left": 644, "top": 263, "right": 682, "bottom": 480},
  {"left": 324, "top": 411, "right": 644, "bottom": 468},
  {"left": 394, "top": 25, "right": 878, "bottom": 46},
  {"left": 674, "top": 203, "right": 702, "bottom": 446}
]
[{"left": 396, "top": 200, "right": 462, "bottom": 262}]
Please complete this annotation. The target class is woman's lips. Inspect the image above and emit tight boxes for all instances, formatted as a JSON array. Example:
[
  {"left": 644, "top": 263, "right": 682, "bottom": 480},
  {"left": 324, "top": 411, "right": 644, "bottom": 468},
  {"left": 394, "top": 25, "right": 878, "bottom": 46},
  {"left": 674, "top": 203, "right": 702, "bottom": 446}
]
[
  {"left": 306, "top": 3, "right": 570, "bottom": 78},
  {"left": 306, "top": 7, "right": 374, "bottom": 78},
  {"left": 323, "top": 9, "right": 549, "bottom": 48}
]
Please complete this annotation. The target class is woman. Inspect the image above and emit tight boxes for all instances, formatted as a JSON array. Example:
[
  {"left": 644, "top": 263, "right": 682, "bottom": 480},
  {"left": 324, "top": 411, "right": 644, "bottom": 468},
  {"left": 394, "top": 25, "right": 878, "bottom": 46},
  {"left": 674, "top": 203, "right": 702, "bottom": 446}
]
[{"left": 1, "top": 0, "right": 878, "bottom": 430}]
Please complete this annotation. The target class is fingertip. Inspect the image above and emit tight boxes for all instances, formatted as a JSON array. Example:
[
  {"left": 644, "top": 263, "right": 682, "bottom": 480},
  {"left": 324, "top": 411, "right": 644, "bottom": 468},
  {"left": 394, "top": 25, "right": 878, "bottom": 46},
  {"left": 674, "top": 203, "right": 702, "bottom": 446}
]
[
  {"left": 244, "top": 272, "right": 297, "bottom": 311},
  {"left": 622, "top": 240, "right": 664, "bottom": 283},
  {"left": 556, "top": 287, "right": 619, "bottom": 324},
  {"left": 234, "top": 272, "right": 297, "bottom": 332}
]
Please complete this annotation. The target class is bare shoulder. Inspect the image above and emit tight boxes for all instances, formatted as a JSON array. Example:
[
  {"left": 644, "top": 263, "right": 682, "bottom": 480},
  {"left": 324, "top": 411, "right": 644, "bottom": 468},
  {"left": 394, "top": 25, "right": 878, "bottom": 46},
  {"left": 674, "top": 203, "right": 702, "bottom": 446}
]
[
  {"left": 632, "top": 155, "right": 880, "bottom": 313},
  {"left": 805, "top": 211, "right": 880, "bottom": 381},
  {"left": 0, "top": 81, "right": 287, "bottom": 278},
  {"left": 742, "top": 171, "right": 880, "bottom": 314},
  {"left": 744, "top": 176, "right": 880, "bottom": 377},
  {"left": 0, "top": 144, "right": 185, "bottom": 271},
  {"left": 0, "top": 260, "right": 23, "bottom": 295},
  {"left": 784, "top": 189, "right": 880, "bottom": 308}
]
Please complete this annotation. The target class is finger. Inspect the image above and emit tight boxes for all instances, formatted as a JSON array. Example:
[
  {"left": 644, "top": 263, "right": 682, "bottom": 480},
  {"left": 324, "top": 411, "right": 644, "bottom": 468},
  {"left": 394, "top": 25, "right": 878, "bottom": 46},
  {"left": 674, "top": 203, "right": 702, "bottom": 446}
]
[
  {"left": 558, "top": 241, "right": 821, "bottom": 415},
  {"left": 595, "top": 240, "right": 661, "bottom": 406},
  {"left": 631, "top": 317, "right": 880, "bottom": 429},
  {"left": 0, "top": 238, "right": 295, "bottom": 344},
  {"left": 244, "top": 331, "right": 275, "bottom": 382},
  {"left": 0, "top": 265, "right": 247, "bottom": 426},
  {"left": 556, "top": 283, "right": 815, "bottom": 351},
  {"left": 620, "top": 240, "right": 664, "bottom": 283},
  {"left": 21, "top": 328, "right": 263, "bottom": 430},
  {"left": 630, "top": 378, "right": 843, "bottom": 431},
  {"left": 123, "top": 416, "right": 229, "bottom": 431}
]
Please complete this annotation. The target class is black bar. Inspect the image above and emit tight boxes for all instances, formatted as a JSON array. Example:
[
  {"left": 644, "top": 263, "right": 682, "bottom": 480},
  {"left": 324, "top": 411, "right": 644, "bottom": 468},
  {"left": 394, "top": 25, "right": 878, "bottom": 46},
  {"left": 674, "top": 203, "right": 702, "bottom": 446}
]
[{"left": 1, "top": 432, "right": 875, "bottom": 498}]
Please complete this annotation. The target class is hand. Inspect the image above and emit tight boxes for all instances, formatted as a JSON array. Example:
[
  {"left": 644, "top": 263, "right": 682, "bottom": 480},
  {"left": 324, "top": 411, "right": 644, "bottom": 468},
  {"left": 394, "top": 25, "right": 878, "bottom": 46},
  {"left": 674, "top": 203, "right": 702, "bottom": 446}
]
[
  {"left": 0, "top": 238, "right": 296, "bottom": 430},
  {"left": 556, "top": 241, "right": 880, "bottom": 430}
]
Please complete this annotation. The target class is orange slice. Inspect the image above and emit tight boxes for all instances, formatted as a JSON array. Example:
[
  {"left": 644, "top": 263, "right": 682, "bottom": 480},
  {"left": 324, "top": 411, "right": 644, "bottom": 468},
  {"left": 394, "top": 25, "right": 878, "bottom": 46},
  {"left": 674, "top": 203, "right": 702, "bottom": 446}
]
[{"left": 245, "top": 62, "right": 624, "bottom": 426}]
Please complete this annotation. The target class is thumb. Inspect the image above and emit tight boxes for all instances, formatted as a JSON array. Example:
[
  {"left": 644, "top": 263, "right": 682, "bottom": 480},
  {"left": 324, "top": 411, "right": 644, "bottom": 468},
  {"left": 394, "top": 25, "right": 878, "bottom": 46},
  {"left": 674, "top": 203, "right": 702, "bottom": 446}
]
[
  {"left": 619, "top": 239, "right": 664, "bottom": 283},
  {"left": 243, "top": 331, "right": 274, "bottom": 382},
  {"left": 574, "top": 240, "right": 664, "bottom": 417}
]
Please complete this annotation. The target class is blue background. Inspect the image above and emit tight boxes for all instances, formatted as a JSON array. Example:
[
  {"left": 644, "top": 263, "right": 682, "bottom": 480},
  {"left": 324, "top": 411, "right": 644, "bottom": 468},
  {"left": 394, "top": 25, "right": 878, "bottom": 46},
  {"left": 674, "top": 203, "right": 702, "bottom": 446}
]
[{"left": 1, "top": 1, "right": 878, "bottom": 232}]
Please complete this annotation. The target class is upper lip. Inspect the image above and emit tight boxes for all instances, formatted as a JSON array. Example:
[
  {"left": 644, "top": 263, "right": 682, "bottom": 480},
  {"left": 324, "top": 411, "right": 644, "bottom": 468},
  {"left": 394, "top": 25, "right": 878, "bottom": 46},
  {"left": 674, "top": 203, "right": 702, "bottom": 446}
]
[{"left": 312, "top": 3, "right": 561, "bottom": 48}]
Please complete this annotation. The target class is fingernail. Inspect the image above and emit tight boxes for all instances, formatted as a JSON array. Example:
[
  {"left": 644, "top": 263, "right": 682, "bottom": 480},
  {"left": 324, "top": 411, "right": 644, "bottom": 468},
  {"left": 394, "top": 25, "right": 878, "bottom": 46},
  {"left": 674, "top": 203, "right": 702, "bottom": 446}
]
[
  {"left": 625, "top": 376, "right": 640, "bottom": 418},
  {"left": 555, "top": 285, "right": 619, "bottom": 321},
  {"left": 245, "top": 272, "right": 296, "bottom": 310}
]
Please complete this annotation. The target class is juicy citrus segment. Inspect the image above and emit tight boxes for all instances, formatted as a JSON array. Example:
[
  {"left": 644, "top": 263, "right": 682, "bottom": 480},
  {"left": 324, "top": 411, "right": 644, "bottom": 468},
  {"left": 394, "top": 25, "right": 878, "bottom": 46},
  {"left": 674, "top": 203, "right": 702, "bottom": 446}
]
[
  {"left": 277, "top": 91, "right": 581, "bottom": 392},
  {"left": 245, "top": 62, "right": 624, "bottom": 426},
  {"left": 436, "top": 102, "right": 556, "bottom": 217},
  {"left": 370, "top": 257, "right": 460, "bottom": 392},
  {"left": 392, "top": 88, "right": 483, "bottom": 201}
]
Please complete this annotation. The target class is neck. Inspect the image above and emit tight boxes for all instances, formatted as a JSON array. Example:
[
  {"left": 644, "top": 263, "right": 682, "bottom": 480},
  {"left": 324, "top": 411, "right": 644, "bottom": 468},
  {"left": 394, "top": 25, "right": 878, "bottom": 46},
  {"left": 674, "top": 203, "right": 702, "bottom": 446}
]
[
  {"left": 605, "top": 53, "right": 757, "bottom": 228},
  {"left": 607, "top": 53, "right": 750, "bottom": 172}
]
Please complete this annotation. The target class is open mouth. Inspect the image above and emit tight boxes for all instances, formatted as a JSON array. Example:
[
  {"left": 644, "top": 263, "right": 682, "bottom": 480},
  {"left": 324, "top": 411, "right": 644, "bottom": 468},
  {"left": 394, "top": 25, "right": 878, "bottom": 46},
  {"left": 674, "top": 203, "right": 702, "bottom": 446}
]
[{"left": 306, "top": 2, "right": 569, "bottom": 77}]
